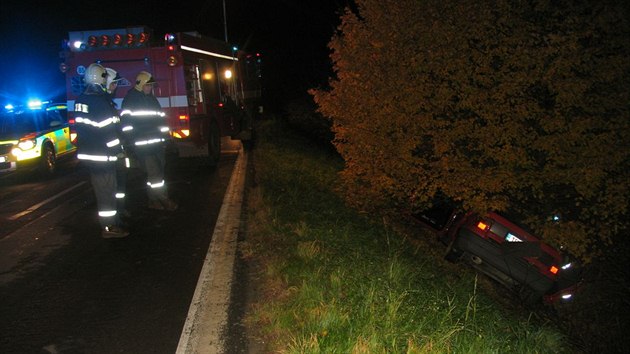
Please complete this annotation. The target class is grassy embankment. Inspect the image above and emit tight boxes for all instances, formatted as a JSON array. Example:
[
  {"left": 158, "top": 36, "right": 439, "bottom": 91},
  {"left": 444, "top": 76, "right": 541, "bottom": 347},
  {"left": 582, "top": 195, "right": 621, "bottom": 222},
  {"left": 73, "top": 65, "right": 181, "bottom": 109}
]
[{"left": 241, "top": 117, "right": 578, "bottom": 353}]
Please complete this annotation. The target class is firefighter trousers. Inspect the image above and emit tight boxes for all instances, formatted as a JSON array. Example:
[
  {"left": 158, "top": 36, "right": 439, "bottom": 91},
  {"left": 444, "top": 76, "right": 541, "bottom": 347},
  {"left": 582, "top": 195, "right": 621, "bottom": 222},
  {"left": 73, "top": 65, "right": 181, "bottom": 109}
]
[
  {"left": 115, "top": 155, "right": 131, "bottom": 213},
  {"left": 136, "top": 148, "right": 169, "bottom": 203},
  {"left": 86, "top": 161, "right": 121, "bottom": 228}
]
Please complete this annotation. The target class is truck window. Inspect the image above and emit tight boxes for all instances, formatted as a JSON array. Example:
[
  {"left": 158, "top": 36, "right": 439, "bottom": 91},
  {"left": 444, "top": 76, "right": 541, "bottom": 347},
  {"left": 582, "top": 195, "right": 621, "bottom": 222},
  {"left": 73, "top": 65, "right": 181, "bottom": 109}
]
[
  {"left": 200, "top": 60, "right": 220, "bottom": 105},
  {"left": 218, "top": 63, "right": 238, "bottom": 104},
  {"left": 185, "top": 64, "right": 203, "bottom": 108}
]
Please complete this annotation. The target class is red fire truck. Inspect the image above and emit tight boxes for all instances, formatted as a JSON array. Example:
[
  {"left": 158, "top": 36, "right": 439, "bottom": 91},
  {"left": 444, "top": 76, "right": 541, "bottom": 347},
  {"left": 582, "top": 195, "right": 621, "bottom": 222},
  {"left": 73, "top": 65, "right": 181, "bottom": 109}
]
[{"left": 59, "top": 26, "right": 262, "bottom": 165}]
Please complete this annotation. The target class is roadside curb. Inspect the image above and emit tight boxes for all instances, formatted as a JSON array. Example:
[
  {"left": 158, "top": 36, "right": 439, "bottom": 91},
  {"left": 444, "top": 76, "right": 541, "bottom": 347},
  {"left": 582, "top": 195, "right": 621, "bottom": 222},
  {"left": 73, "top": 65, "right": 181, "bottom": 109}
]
[{"left": 176, "top": 147, "right": 248, "bottom": 354}]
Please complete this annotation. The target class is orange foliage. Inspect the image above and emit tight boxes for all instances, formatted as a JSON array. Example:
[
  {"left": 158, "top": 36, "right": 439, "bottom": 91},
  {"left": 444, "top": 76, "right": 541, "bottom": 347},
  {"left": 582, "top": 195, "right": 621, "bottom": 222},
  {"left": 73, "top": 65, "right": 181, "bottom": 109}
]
[{"left": 310, "top": 0, "right": 630, "bottom": 262}]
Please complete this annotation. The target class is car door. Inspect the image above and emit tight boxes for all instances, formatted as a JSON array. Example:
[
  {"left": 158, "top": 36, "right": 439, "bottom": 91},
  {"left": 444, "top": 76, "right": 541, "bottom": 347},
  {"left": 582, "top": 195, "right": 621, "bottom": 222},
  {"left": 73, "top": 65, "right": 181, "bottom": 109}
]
[{"left": 46, "top": 107, "right": 75, "bottom": 155}]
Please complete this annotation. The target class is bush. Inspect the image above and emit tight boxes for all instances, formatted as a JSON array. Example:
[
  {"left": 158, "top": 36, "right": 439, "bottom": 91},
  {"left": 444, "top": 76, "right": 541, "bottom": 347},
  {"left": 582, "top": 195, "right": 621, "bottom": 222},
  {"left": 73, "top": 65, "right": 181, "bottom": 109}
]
[
  {"left": 284, "top": 94, "right": 334, "bottom": 148},
  {"left": 311, "top": 0, "right": 630, "bottom": 262}
]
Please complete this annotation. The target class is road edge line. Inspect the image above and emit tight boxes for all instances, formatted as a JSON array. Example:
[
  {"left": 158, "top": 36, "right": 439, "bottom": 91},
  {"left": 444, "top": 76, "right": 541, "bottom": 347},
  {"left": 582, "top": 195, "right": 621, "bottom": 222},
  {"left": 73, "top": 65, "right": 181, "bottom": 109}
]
[{"left": 176, "top": 147, "right": 248, "bottom": 354}]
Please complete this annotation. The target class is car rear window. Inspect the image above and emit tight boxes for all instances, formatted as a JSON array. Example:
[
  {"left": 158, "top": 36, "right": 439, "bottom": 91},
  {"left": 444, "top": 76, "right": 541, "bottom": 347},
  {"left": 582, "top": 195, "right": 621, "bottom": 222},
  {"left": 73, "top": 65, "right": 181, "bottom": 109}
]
[
  {"left": 494, "top": 208, "right": 537, "bottom": 236},
  {"left": 489, "top": 222, "right": 509, "bottom": 238}
]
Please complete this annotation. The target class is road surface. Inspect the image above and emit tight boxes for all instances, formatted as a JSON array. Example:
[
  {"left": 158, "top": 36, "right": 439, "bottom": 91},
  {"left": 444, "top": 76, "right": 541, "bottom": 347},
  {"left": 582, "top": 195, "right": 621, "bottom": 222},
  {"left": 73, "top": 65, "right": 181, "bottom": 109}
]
[{"left": 0, "top": 138, "right": 250, "bottom": 353}]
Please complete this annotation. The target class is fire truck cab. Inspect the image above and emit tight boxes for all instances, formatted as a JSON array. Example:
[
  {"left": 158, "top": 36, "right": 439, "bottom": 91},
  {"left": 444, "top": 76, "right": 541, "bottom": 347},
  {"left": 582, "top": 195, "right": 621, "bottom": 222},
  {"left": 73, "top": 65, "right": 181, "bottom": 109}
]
[{"left": 60, "top": 26, "right": 262, "bottom": 165}]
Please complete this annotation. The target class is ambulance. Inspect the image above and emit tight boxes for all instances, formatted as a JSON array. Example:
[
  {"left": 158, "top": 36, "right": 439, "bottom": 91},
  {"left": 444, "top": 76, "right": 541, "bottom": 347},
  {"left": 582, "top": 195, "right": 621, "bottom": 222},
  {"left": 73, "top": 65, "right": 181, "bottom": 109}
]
[{"left": 1, "top": 100, "right": 76, "bottom": 175}]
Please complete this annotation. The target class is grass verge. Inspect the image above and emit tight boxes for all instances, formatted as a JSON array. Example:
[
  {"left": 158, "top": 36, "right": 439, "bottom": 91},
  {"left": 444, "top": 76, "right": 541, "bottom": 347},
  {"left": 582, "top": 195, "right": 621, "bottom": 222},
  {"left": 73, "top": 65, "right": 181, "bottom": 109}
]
[{"left": 241, "top": 117, "right": 578, "bottom": 353}]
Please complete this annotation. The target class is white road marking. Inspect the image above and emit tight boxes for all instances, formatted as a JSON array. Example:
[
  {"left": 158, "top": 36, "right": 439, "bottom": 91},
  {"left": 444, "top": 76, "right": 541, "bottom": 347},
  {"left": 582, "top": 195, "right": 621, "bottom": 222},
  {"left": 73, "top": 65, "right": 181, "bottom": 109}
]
[
  {"left": 177, "top": 144, "right": 246, "bottom": 354},
  {"left": 8, "top": 181, "right": 87, "bottom": 221}
]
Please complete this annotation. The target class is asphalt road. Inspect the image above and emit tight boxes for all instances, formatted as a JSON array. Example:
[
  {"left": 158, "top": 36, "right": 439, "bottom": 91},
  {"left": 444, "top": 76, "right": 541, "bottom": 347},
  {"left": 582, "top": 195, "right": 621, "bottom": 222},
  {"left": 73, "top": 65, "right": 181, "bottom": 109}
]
[{"left": 0, "top": 139, "right": 248, "bottom": 353}]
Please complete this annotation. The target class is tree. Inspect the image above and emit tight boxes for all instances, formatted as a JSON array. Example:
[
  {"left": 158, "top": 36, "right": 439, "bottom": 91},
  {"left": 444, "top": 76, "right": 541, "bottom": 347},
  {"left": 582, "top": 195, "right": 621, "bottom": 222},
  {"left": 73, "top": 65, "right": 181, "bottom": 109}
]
[{"left": 311, "top": 0, "right": 630, "bottom": 262}]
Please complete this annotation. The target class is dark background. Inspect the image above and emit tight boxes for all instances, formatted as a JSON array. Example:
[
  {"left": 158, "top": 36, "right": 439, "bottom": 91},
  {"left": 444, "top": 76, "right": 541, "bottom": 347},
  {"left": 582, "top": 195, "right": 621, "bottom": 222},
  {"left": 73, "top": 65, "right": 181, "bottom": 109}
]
[{"left": 0, "top": 0, "right": 348, "bottom": 111}]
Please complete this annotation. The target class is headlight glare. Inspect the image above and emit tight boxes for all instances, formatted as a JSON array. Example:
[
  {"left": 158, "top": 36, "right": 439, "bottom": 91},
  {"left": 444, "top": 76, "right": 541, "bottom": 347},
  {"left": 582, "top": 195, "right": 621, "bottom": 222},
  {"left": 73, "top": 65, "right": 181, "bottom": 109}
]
[{"left": 17, "top": 139, "right": 36, "bottom": 150}]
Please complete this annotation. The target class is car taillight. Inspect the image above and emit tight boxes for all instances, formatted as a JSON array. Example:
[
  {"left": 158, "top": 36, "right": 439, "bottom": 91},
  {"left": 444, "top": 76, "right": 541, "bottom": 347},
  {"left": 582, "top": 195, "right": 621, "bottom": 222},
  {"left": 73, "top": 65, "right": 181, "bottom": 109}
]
[
  {"left": 68, "top": 120, "right": 77, "bottom": 144},
  {"left": 477, "top": 221, "right": 490, "bottom": 231},
  {"left": 472, "top": 219, "right": 493, "bottom": 238}
]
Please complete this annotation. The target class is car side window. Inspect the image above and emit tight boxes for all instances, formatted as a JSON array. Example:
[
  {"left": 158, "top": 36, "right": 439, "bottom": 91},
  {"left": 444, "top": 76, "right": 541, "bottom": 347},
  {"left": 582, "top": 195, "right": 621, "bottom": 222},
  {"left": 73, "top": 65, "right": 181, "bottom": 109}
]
[{"left": 47, "top": 110, "right": 63, "bottom": 128}]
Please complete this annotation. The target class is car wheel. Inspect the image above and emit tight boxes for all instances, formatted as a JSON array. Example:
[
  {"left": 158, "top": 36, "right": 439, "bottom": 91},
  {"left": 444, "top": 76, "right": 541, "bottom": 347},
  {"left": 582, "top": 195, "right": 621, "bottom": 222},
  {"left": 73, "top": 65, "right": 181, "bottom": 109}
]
[{"left": 40, "top": 143, "right": 56, "bottom": 176}]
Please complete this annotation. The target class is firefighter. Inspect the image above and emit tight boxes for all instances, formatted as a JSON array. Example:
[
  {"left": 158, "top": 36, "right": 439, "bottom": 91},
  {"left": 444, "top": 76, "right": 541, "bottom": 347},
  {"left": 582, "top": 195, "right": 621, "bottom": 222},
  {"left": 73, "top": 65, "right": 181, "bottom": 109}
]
[
  {"left": 75, "top": 63, "right": 129, "bottom": 238},
  {"left": 121, "top": 71, "right": 178, "bottom": 211}
]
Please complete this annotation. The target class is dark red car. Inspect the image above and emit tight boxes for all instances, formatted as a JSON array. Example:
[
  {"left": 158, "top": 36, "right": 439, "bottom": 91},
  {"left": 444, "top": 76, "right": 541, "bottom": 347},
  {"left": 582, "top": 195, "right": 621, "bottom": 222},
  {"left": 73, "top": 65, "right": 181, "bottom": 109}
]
[{"left": 412, "top": 200, "right": 582, "bottom": 305}]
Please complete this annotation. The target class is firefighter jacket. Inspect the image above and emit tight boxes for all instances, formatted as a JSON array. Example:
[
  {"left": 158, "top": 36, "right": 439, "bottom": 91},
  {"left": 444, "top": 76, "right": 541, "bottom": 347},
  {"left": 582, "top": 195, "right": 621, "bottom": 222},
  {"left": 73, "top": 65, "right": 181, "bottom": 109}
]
[
  {"left": 120, "top": 89, "right": 169, "bottom": 153},
  {"left": 74, "top": 84, "right": 122, "bottom": 162}
]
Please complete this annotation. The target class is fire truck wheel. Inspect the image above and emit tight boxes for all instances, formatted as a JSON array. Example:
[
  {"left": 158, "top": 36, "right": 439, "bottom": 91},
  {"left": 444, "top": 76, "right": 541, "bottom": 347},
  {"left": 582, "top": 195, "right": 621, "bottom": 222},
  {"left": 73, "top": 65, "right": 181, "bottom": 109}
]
[
  {"left": 207, "top": 119, "right": 221, "bottom": 167},
  {"left": 39, "top": 143, "right": 56, "bottom": 176}
]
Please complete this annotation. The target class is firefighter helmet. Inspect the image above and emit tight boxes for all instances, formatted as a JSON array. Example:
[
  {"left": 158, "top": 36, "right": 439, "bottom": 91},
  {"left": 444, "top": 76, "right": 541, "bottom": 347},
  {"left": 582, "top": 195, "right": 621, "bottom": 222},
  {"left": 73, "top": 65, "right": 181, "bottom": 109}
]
[
  {"left": 135, "top": 71, "right": 156, "bottom": 91},
  {"left": 105, "top": 67, "right": 123, "bottom": 91},
  {"left": 84, "top": 63, "right": 108, "bottom": 86}
]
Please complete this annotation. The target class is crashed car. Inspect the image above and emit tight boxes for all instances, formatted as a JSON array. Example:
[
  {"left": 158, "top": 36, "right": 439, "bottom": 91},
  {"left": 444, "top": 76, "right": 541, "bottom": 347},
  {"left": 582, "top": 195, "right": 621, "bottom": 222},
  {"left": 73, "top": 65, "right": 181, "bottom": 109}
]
[{"left": 412, "top": 199, "right": 582, "bottom": 305}]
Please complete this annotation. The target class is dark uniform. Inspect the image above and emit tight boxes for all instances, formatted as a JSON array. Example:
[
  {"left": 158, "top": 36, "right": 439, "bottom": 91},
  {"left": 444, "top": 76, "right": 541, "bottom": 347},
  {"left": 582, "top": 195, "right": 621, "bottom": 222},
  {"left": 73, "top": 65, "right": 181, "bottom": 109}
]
[
  {"left": 121, "top": 73, "right": 177, "bottom": 211},
  {"left": 75, "top": 75, "right": 129, "bottom": 238}
]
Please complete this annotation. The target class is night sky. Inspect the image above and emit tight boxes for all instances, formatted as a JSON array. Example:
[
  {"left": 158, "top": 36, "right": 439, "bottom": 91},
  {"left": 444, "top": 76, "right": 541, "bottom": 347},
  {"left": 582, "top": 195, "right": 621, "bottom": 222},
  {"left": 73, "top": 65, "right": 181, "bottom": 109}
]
[{"left": 0, "top": 0, "right": 348, "bottom": 110}]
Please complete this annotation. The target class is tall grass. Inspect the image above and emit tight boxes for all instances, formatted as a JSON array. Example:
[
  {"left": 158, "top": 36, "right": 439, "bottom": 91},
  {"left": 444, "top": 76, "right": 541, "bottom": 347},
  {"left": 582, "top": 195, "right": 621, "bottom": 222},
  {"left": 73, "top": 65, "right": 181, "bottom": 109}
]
[{"left": 242, "top": 118, "right": 577, "bottom": 353}]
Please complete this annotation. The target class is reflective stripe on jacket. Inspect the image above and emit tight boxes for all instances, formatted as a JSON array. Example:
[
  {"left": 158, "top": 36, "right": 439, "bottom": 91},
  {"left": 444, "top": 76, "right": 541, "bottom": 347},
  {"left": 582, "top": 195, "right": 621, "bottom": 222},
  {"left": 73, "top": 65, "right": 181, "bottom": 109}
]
[
  {"left": 74, "top": 84, "right": 123, "bottom": 160},
  {"left": 77, "top": 153, "right": 118, "bottom": 162},
  {"left": 120, "top": 89, "right": 169, "bottom": 149}
]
